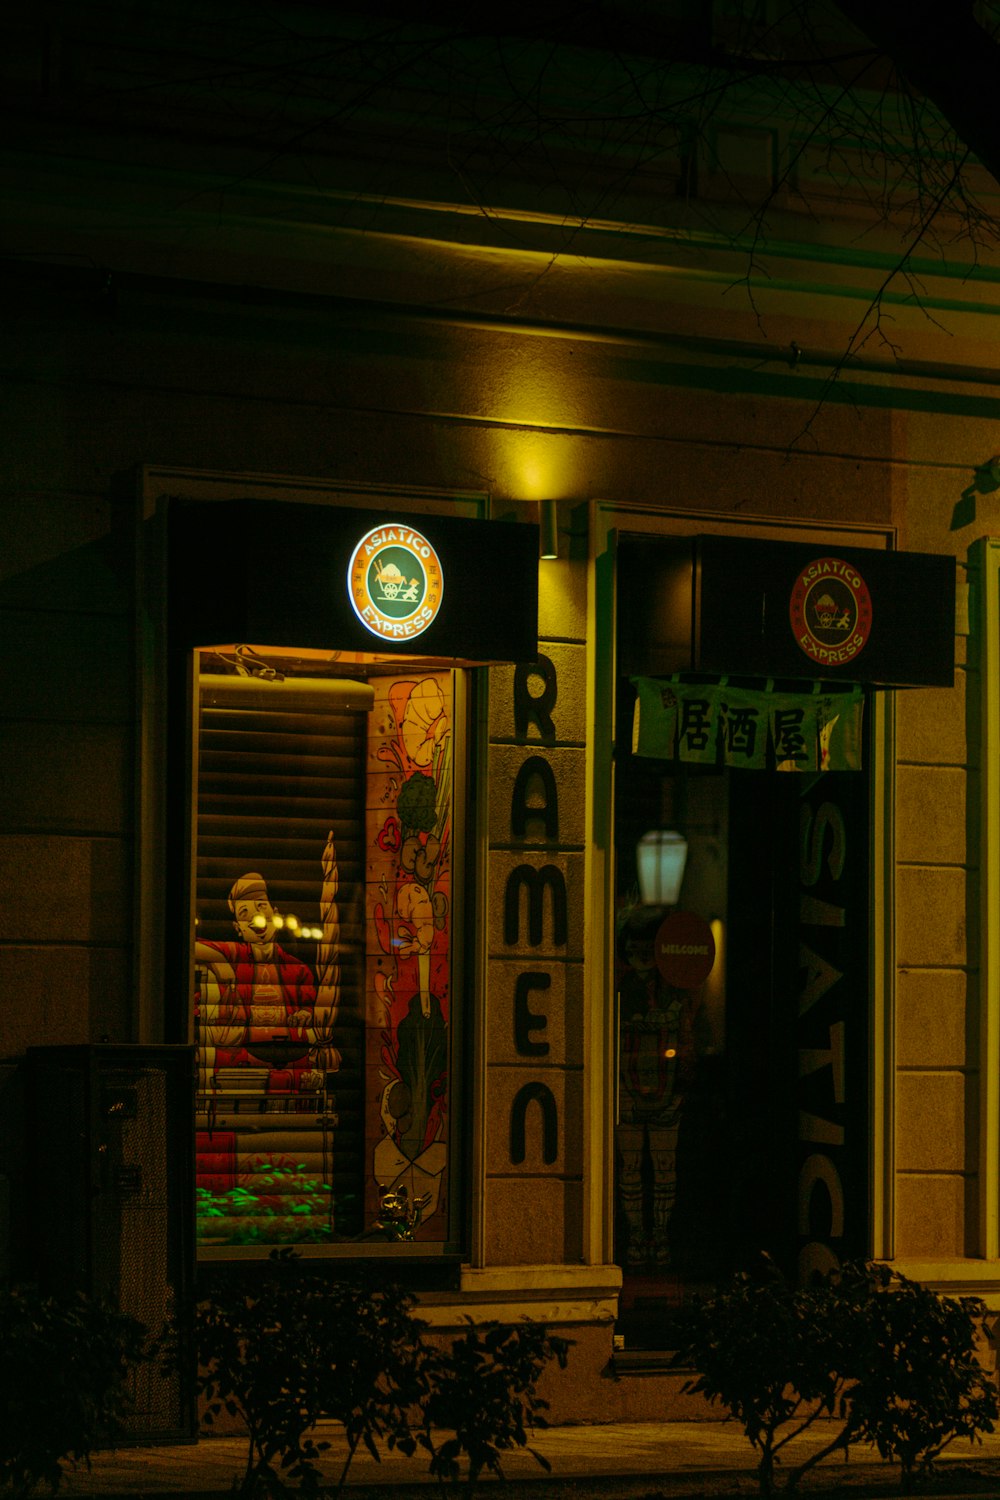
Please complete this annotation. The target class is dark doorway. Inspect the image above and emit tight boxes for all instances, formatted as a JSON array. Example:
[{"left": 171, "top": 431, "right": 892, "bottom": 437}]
[{"left": 613, "top": 680, "right": 870, "bottom": 1349}]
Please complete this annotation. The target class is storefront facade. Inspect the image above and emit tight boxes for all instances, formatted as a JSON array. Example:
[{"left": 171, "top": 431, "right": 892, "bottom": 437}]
[{"left": 3, "top": 2, "right": 1000, "bottom": 1423}]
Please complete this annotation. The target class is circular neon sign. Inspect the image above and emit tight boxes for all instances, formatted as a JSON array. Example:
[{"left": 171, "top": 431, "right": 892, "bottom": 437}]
[
  {"left": 347, "top": 523, "right": 444, "bottom": 641},
  {"left": 789, "top": 556, "right": 872, "bottom": 668}
]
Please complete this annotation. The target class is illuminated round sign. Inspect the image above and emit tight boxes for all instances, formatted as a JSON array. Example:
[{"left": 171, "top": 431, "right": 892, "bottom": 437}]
[
  {"left": 789, "top": 557, "right": 872, "bottom": 668},
  {"left": 348, "top": 523, "right": 444, "bottom": 641},
  {"left": 654, "top": 910, "right": 716, "bottom": 989}
]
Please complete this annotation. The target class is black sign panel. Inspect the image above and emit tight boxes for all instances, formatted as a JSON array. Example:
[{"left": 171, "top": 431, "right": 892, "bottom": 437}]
[
  {"left": 617, "top": 532, "right": 955, "bottom": 688},
  {"left": 725, "top": 769, "right": 869, "bottom": 1280},
  {"left": 793, "top": 772, "right": 870, "bottom": 1277},
  {"left": 168, "top": 500, "right": 539, "bottom": 663}
]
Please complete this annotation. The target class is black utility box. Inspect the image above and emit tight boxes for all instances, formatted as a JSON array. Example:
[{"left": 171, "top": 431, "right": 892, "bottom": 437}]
[{"left": 25, "top": 1044, "right": 197, "bottom": 1442}]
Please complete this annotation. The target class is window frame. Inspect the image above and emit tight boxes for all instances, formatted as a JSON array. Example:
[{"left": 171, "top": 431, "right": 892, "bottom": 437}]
[
  {"left": 134, "top": 470, "right": 492, "bottom": 1267},
  {"left": 591, "top": 499, "right": 897, "bottom": 1269}
]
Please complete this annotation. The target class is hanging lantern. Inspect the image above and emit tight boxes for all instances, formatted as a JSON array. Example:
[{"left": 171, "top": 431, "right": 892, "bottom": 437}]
[{"left": 636, "top": 829, "right": 688, "bottom": 906}]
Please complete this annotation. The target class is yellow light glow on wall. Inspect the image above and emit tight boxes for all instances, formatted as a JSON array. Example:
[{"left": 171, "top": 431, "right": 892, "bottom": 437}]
[
  {"left": 515, "top": 439, "right": 565, "bottom": 501},
  {"left": 486, "top": 429, "right": 589, "bottom": 519}
]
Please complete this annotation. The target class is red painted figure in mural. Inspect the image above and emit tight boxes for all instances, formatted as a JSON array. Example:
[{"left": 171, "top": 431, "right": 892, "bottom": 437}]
[{"left": 196, "top": 871, "right": 318, "bottom": 1093}]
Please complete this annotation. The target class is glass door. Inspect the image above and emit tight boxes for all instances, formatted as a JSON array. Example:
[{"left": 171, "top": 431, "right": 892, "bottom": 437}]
[{"left": 613, "top": 676, "right": 870, "bottom": 1346}]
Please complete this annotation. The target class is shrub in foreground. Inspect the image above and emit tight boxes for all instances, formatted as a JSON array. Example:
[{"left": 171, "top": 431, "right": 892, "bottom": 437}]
[
  {"left": 674, "top": 1257, "right": 850, "bottom": 1495},
  {"left": 674, "top": 1256, "right": 998, "bottom": 1496},
  {"left": 196, "top": 1250, "right": 571, "bottom": 1498},
  {"left": 0, "top": 1284, "right": 149, "bottom": 1497},
  {"left": 832, "top": 1261, "right": 998, "bottom": 1492},
  {"left": 420, "top": 1321, "right": 572, "bottom": 1497}
]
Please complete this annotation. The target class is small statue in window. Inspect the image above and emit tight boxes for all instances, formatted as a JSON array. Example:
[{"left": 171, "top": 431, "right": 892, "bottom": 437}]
[{"left": 374, "top": 1184, "right": 430, "bottom": 1241}]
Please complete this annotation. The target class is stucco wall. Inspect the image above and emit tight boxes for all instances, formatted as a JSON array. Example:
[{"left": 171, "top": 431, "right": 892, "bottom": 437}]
[
  {"left": 896, "top": 658, "right": 974, "bottom": 1257},
  {"left": 0, "top": 486, "right": 134, "bottom": 1054},
  {"left": 0, "top": 266, "right": 990, "bottom": 1284},
  {"left": 6, "top": 8, "right": 1000, "bottom": 1384}
]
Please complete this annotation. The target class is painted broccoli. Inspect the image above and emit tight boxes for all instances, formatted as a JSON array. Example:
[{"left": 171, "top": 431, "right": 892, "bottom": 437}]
[{"left": 396, "top": 770, "right": 437, "bottom": 833}]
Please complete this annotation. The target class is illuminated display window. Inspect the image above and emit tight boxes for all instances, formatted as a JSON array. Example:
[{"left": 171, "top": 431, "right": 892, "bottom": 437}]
[{"left": 191, "top": 645, "right": 459, "bottom": 1250}]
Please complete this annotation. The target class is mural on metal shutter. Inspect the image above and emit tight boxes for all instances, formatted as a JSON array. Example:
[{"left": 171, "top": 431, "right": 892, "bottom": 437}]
[
  {"left": 192, "top": 651, "right": 452, "bottom": 1247},
  {"left": 364, "top": 673, "right": 452, "bottom": 1234}
]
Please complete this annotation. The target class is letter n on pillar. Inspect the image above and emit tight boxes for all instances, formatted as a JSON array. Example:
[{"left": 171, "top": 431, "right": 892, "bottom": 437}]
[{"left": 509, "top": 1081, "right": 558, "bottom": 1165}]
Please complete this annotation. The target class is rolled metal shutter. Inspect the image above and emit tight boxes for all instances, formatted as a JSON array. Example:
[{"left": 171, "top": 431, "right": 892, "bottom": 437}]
[{"left": 195, "top": 676, "right": 370, "bottom": 1239}]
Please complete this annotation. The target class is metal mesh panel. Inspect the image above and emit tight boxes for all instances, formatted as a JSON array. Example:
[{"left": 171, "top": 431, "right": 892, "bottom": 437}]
[
  {"left": 95, "top": 1067, "right": 181, "bottom": 1433},
  {"left": 26, "top": 1046, "right": 195, "bottom": 1442}
]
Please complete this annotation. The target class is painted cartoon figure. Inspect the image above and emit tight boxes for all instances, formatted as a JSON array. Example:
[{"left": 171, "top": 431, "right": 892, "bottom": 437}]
[
  {"left": 813, "top": 593, "right": 849, "bottom": 631},
  {"left": 196, "top": 832, "right": 342, "bottom": 1095},
  {"left": 372, "top": 556, "right": 422, "bottom": 604},
  {"left": 616, "top": 912, "right": 701, "bottom": 1269}
]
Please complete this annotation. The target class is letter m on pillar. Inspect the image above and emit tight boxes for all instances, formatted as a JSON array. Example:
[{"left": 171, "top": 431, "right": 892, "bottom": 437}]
[{"left": 504, "top": 864, "right": 568, "bottom": 947}]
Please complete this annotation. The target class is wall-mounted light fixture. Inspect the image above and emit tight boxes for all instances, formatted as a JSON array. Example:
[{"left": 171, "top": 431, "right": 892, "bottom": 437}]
[
  {"left": 636, "top": 829, "right": 688, "bottom": 906},
  {"left": 538, "top": 499, "right": 559, "bottom": 560}
]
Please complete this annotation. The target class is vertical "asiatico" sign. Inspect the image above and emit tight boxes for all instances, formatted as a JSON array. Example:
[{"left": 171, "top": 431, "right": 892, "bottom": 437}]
[{"left": 796, "top": 774, "right": 868, "bottom": 1280}]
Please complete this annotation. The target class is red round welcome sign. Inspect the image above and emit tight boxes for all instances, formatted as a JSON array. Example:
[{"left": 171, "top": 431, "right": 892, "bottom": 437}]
[{"left": 654, "top": 910, "right": 716, "bottom": 988}]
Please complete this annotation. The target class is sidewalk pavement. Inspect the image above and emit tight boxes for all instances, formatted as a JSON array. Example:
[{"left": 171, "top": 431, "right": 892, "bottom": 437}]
[{"left": 55, "top": 1421, "right": 1000, "bottom": 1499}]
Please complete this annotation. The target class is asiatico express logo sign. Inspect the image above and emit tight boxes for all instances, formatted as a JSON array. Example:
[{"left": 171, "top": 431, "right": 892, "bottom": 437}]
[
  {"left": 789, "top": 557, "right": 872, "bottom": 668},
  {"left": 348, "top": 523, "right": 444, "bottom": 641}
]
